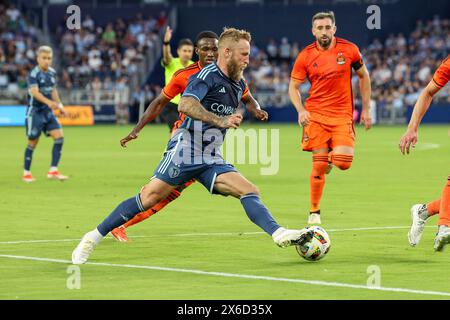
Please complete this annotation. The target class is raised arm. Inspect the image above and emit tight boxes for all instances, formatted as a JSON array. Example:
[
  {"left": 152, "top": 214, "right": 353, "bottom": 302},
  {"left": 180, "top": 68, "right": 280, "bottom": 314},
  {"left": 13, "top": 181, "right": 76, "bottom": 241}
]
[
  {"left": 162, "top": 26, "right": 173, "bottom": 66},
  {"left": 178, "top": 96, "right": 242, "bottom": 129}
]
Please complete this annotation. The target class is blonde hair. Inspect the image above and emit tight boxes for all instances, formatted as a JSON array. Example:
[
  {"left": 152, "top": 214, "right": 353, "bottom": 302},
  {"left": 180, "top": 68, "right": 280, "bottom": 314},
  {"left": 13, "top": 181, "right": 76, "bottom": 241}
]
[
  {"left": 218, "top": 27, "right": 252, "bottom": 49},
  {"left": 312, "top": 11, "right": 336, "bottom": 27},
  {"left": 37, "top": 45, "right": 53, "bottom": 55}
]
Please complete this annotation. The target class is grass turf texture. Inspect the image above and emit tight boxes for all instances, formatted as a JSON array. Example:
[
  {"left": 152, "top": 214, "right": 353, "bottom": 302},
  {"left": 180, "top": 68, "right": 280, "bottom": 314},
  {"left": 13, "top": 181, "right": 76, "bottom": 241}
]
[{"left": 0, "top": 124, "right": 449, "bottom": 300}]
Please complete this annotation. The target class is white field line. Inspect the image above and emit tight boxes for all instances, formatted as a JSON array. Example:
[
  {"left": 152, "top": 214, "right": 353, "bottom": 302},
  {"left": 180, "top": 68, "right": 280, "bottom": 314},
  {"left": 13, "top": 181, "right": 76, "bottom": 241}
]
[
  {"left": 0, "top": 253, "right": 449, "bottom": 298},
  {"left": 0, "top": 226, "right": 433, "bottom": 245}
]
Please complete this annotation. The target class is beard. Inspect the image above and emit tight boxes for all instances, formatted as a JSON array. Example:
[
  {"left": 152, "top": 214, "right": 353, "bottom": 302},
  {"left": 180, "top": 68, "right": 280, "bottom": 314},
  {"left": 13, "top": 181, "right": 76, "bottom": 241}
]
[
  {"left": 317, "top": 35, "right": 332, "bottom": 49},
  {"left": 227, "top": 58, "right": 244, "bottom": 82}
]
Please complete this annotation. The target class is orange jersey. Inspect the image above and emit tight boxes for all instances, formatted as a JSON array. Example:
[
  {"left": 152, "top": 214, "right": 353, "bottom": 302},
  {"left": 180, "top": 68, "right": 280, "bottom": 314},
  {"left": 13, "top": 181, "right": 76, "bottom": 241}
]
[
  {"left": 291, "top": 37, "right": 364, "bottom": 125},
  {"left": 432, "top": 55, "right": 450, "bottom": 89},
  {"left": 162, "top": 61, "right": 250, "bottom": 132}
]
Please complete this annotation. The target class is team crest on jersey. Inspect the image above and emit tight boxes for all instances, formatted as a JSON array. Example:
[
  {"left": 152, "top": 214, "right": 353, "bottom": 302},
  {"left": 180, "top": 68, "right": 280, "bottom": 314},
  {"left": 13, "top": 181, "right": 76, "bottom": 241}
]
[
  {"left": 336, "top": 53, "right": 346, "bottom": 65},
  {"left": 168, "top": 166, "right": 180, "bottom": 178}
]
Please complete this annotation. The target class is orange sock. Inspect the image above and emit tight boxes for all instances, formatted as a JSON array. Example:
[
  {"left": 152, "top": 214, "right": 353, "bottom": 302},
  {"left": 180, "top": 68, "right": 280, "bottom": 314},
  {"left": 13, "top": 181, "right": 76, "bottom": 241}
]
[
  {"left": 426, "top": 199, "right": 440, "bottom": 216},
  {"left": 437, "top": 176, "right": 450, "bottom": 226},
  {"left": 310, "top": 153, "right": 329, "bottom": 212},
  {"left": 123, "top": 188, "right": 183, "bottom": 228}
]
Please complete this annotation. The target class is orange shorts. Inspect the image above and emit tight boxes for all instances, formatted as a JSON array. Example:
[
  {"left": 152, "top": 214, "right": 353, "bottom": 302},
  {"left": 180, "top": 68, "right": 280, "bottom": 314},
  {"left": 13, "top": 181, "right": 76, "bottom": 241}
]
[{"left": 301, "top": 121, "right": 355, "bottom": 151}]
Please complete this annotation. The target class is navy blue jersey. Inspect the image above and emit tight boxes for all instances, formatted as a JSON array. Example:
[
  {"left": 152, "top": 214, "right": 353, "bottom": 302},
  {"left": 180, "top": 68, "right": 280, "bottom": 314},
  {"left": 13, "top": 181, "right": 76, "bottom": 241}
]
[
  {"left": 180, "top": 62, "right": 246, "bottom": 135},
  {"left": 27, "top": 65, "right": 57, "bottom": 111}
]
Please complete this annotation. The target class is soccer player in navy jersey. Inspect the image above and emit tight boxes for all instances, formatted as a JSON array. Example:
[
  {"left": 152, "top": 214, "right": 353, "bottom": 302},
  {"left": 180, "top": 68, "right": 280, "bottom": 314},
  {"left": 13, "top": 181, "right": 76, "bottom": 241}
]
[
  {"left": 72, "top": 28, "right": 312, "bottom": 264},
  {"left": 23, "top": 46, "right": 68, "bottom": 182}
]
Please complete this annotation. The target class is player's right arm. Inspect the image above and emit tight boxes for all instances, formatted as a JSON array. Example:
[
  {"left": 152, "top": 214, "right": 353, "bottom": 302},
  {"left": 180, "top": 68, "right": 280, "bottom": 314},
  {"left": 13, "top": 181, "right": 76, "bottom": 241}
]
[
  {"left": 289, "top": 52, "right": 310, "bottom": 127},
  {"left": 399, "top": 80, "right": 441, "bottom": 155},
  {"left": 178, "top": 96, "right": 242, "bottom": 129},
  {"left": 29, "top": 86, "right": 59, "bottom": 110},
  {"left": 120, "top": 94, "right": 171, "bottom": 147},
  {"left": 288, "top": 78, "right": 309, "bottom": 127},
  {"left": 162, "top": 26, "right": 173, "bottom": 66}
]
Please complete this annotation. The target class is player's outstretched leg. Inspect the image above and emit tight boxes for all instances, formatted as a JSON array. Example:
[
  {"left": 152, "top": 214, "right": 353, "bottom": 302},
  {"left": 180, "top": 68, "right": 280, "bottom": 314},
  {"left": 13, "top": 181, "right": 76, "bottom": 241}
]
[
  {"left": 214, "top": 172, "right": 314, "bottom": 248},
  {"left": 434, "top": 177, "right": 450, "bottom": 252},
  {"left": 111, "top": 180, "right": 195, "bottom": 242},
  {"left": 72, "top": 179, "right": 175, "bottom": 264},
  {"left": 47, "top": 129, "right": 68, "bottom": 180}
]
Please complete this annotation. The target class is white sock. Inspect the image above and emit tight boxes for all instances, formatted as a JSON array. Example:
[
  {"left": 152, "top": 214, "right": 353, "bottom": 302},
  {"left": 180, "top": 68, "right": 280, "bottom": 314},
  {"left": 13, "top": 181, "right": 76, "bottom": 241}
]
[
  {"left": 49, "top": 166, "right": 58, "bottom": 172},
  {"left": 24, "top": 170, "right": 31, "bottom": 175},
  {"left": 86, "top": 228, "right": 104, "bottom": 244}
]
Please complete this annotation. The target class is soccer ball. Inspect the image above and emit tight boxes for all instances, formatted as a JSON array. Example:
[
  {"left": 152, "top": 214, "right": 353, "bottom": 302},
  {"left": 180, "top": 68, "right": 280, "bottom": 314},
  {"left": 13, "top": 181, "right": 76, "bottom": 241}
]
[{"left": 295, "top": 226, "right": 331, "bottom": 261}]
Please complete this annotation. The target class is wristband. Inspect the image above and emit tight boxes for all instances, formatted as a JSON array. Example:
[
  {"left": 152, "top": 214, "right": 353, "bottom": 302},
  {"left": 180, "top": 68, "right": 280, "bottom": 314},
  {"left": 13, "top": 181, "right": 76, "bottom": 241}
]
[{"left": 163, "top": 41, "right": 170, "bottom": 45}]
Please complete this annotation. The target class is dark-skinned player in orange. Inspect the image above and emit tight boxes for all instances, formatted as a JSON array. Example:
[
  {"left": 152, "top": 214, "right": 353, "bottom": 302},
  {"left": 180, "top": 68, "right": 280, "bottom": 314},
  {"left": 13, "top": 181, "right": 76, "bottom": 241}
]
[
  {"left": 288, "top": 11, "right": 372, "bottom": 225},
  {"left": 400, "top": 54, "right": 450, "bottom": 251},
  {"left": 111, "top": 31, "right": 268, "bottom": 241}
]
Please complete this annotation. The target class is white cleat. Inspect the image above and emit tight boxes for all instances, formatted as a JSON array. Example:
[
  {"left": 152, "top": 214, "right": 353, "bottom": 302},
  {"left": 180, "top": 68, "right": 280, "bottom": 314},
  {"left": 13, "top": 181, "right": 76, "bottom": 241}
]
[
  {"left": 72, "top": 234, "right": 97, "bottom": 264},
  {"left": 434, "top": 225, "right": 450, "bottom": 252},
  {"left": 272, "top": 227, "right": 314, "bottom": 248},
  {"left": 308, "top": 212, "right": 321, "bottom": 225},
  {"left": 47, "top": 171, "right": 69, "bottom": 180},
  {"left": 408, "top": 204, "right": 428, "bottom": 247}
]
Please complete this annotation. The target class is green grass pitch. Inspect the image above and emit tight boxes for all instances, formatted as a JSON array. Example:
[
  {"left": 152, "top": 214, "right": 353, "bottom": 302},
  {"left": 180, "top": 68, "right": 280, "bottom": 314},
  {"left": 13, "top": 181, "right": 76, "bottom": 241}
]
[{"left": 0, "top": 123, "right": 449, "bottom": 300}]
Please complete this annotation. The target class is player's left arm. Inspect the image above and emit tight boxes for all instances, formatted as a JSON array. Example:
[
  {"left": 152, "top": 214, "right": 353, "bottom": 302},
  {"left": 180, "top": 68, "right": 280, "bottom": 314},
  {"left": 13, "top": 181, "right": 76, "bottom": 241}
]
[
  {"left": 241, "top": 91, "right": 268, "bottom": 121},
  {"left": 355, "top": 64, "right": 372, "bottom": 130},
  {"left": 51, "top": 88, "right": 66, "bottom": 116}
]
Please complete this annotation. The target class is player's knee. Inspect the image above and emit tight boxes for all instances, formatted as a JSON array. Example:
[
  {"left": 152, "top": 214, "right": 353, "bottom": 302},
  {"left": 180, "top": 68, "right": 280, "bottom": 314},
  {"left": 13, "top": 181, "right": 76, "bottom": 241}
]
[
  {"left": 331, "top": 154, "right": 353, "bottom": 171},
  {"left": 236, "top": 183, "right": 260, "bottom": 198},
  {"left": 312, "top": 153, "right": 329, "bottom": 175}
]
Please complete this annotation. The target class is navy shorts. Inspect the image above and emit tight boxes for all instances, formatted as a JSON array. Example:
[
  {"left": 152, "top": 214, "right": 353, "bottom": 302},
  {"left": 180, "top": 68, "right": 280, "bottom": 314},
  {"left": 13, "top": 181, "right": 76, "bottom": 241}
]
[
  {"left": 153, "top": 151, "right": 237, "bottom": 194},
  {"left": 25, "top": 107, "right": 61, "bottom": 140}
]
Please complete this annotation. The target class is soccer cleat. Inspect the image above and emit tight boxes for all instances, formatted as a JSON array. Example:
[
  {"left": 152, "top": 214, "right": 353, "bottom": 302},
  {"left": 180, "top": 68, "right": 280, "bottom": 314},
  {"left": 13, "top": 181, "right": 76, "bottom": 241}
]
[
  {"left": 47, "top": 170, "right": 69, "bottom": 180},
  {"left": 272, "top": 227, "right": 314, "bottom": 248},
  {"left": 308, "top": 212, "right": 321, "bottom": 225},
  {"left": 111, "top": 226, "right": 129, "bottom": 242},
  {"left": 407, "top": 204, "right": 428, "bottom": 247},
  {"left": 72, "top": 233, "right": 97, "bottom": 264},
  {"left": 22, "top": 173, "right": 35, "bottom": 183},
  {"left": 434, "top": 225, "right": 450, "bottom": 252}
]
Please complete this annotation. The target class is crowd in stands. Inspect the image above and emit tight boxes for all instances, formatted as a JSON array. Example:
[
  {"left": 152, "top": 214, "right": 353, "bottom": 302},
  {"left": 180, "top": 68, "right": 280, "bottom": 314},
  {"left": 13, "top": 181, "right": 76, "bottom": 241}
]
[
  {"left": 56, "top": 11, "right": 167, "bottom": 91},
  {"left": 0, "top": 2, "right": 39, "bottom": 95},
  {"left": 1, "top": 4, "right": 449, "bottom": 123}
]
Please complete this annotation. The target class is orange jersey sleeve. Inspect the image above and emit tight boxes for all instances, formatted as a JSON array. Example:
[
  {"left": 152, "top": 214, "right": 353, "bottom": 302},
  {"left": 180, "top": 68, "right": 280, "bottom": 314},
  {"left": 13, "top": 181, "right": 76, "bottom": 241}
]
[
  {"left": 162, "top": 62, "right": 201, "bottom": 100},
  {"left": 290, "top": 38, "right": 363, "bottom": 125},
  {"left": 290, "top": 49, "right": 308, "bottom": 82},
  {"left": 432, "top": 55, "right": 450, "bottom": 88}
]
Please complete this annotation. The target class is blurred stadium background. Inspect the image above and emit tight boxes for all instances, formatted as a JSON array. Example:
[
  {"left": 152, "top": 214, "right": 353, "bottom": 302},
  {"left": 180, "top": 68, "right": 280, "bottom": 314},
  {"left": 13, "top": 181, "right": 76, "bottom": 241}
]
[{"left": 0, "top": 0, "right": 449, "bottom": 126}]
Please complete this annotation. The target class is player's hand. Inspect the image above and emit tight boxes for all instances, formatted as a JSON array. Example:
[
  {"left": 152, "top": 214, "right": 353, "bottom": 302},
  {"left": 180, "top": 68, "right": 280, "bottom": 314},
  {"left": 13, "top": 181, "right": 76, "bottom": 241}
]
[
  {"left": 399, "top": 129, "right": 418, "bottom": 155},
  {"left": 58, "top": 103, "right": 66, "bottom": 116},
  {"left": 298, "top": 109, "right": 310, "bottom": 127},
  {"left": 49, "top": 101, "right": 60, "bottom": 111},
  {"left": 219, "top": 114, "right": 243, "bottom": 129},
  {"left": 120, "top": 131, "right": 139, "bottom": 148},
  {"left": 254, "top": 109, "right": 269, "bottom": 121},
  {"left": 164, "top": 26, "right": 172, "bottom": 43},
  {"left": 360, "top": 109, "right": 372, "bottom": 130}
]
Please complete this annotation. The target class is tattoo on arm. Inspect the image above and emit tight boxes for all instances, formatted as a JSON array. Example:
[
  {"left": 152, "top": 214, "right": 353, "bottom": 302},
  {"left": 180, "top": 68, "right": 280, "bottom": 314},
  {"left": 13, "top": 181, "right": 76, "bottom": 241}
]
[{"left": 178, "top": 97, "right": 222, "bottom": 127}]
